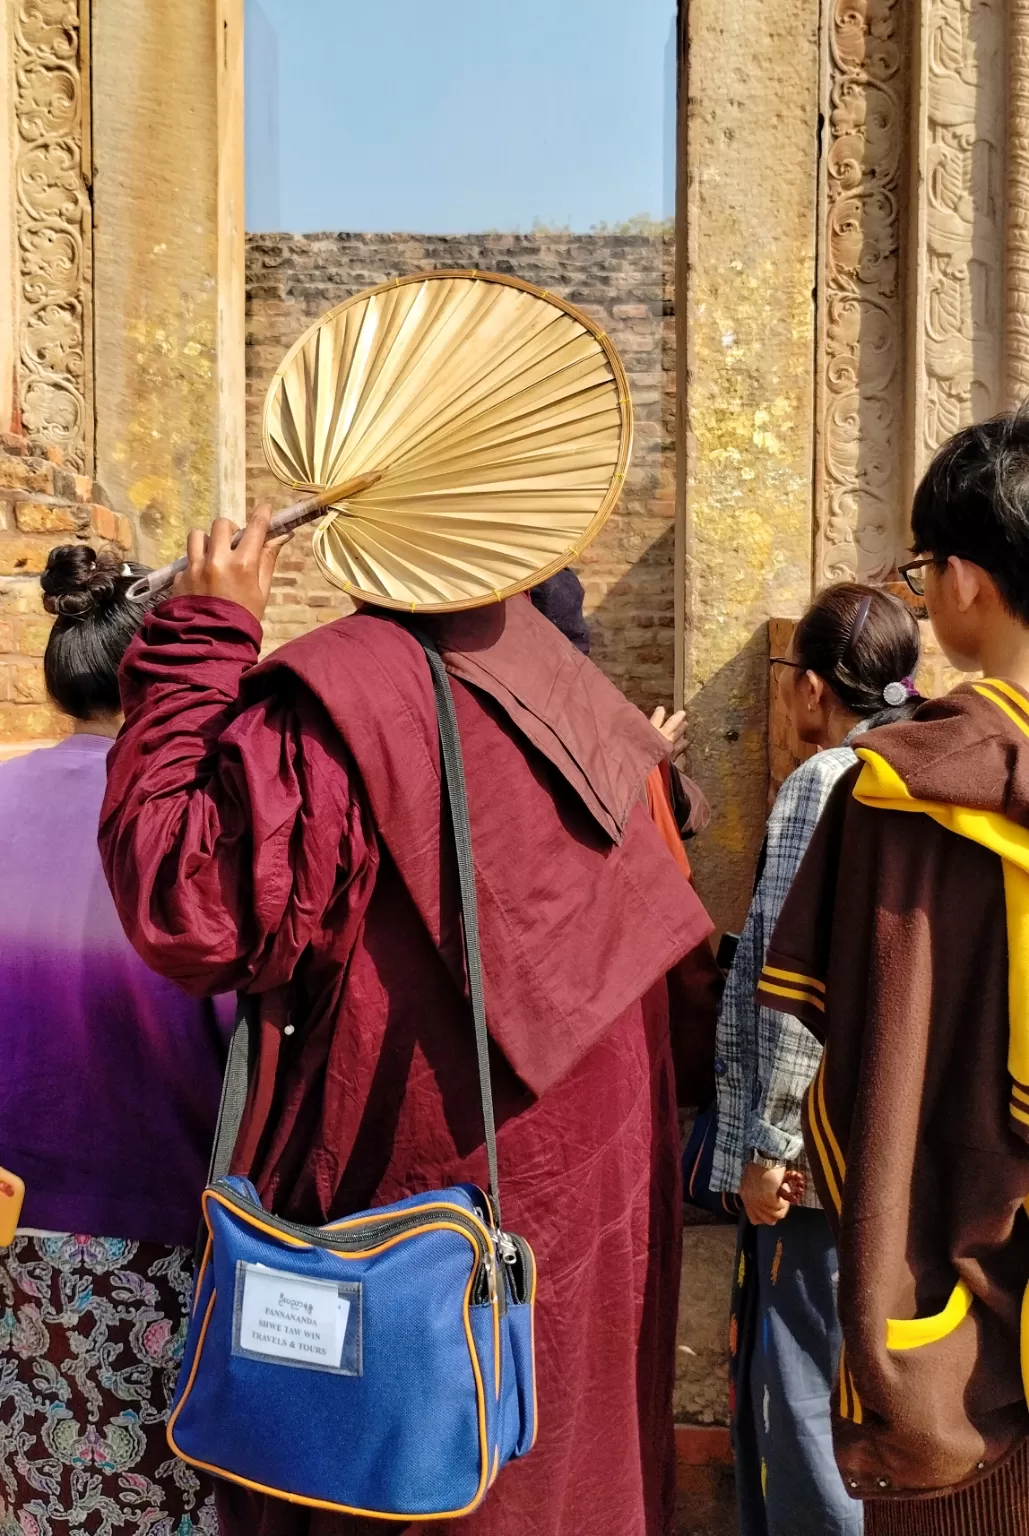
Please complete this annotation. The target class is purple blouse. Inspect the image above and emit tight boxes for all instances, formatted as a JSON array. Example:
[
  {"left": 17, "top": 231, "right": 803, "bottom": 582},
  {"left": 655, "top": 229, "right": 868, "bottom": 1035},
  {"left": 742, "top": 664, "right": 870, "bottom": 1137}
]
[{"left": 0, "top": 734, "right": 231, "bottom": 1246}]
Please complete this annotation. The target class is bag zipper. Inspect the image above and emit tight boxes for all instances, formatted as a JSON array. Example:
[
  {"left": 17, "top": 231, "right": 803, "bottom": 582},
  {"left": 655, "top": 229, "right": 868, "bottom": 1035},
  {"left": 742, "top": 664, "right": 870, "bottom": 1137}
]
[{"left": 210, "top": 1181, "right": 500, "bottom": 1305}]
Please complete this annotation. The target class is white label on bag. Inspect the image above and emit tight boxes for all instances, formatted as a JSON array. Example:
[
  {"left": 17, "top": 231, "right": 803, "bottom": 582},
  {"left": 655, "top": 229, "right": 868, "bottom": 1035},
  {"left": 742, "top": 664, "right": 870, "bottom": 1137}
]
[{"left": 237, "top": 1264, "right": 351, "bottom": 1369}]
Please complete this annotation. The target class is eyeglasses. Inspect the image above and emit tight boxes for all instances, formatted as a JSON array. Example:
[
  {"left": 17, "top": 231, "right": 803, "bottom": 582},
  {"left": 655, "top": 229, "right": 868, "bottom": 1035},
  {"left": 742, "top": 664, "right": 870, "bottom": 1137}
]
[
  {"left": 769, "top": 657, "right": 802, "bottom": 672},
  {"left": 899, "top": 557, "right": 934, "bottom": 597}
]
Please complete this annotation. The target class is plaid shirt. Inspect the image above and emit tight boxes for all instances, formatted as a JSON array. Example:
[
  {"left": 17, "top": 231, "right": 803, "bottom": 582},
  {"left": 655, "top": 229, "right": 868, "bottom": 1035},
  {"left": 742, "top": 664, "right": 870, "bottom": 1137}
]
[{"left": 710, "top": 745, "right": 859, "bottom": 1209}]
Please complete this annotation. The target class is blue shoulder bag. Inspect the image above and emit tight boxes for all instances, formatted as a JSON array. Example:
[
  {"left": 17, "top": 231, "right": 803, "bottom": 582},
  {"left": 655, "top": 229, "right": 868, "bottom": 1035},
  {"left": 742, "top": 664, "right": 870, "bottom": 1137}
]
[{"left": 167, "top": 634, "right": 538, "bottom": 1519}]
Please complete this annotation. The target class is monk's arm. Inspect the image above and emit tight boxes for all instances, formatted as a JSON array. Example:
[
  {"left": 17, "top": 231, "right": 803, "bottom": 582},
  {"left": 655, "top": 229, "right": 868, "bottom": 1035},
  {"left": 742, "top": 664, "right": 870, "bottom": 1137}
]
[{"left": 100, "top": 595, "right": 362, "bottom": 996}]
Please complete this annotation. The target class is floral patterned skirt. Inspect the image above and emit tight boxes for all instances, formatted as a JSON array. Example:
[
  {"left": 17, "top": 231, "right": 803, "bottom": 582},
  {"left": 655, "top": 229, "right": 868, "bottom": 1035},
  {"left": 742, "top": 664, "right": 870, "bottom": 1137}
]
[{"left": 0, "top": 1233, "right": 217, "bottom": 1536}]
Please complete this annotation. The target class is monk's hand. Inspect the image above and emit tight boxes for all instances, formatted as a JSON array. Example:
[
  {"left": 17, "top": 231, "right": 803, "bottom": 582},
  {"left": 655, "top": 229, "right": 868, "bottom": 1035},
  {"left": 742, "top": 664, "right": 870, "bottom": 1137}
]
[
  {"left": 739, "top": 1162, "right": 790, "bottom": 1226},
  {"left": 651, "top": 705, "right": 688, "bottom": 756},
  {"left": 173, "top": 503, "right": 292, "bottom": 623}
]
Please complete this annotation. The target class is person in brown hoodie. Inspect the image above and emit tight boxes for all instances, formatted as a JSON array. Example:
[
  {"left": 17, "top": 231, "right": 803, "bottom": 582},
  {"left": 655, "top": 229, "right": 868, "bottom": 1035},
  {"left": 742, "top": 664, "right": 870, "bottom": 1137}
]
[{"left": 755, "top": 408, "right": 1029, "bottom": 1536}]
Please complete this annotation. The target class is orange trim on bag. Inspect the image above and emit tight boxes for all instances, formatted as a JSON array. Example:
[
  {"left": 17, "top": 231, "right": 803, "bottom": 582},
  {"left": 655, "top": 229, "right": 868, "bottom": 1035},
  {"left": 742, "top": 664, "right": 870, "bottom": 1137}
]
[
  {"left": 203, "top": 1190, "right": 496, "bottom": 1268},
  {"left": 322, "top": 1199, "right": 494, "bottom": 1241},
  {"left": 527, "top": 1242, "right": 540, "bottom": 1451},
  {"left": 168, "top": 1287, "right": 219, "bottom": 1446},
  {"left": 493, "top": 1287, "right": 501, "bottom": 1398},
  {"left": 192, "top": 1237, "right": 212, "bottom": 1317},
  {"left": 167, "top": 1210, "right": 495, "bottom": 1521}
]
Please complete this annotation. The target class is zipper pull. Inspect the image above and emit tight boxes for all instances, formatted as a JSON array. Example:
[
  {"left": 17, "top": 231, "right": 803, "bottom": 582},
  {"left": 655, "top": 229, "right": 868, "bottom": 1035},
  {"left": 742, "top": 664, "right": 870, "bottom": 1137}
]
[{"left": 496, "top": 1231, "right": 518, "bottom": 1265}]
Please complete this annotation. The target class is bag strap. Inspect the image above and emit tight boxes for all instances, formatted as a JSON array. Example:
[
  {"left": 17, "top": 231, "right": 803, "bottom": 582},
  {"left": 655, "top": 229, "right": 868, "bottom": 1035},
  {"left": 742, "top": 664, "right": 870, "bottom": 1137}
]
[
  {"left": 207, "top": 994, "right": 257, "bottom": 1188},
  {"left": 203, "top": 631, "right": 503, "bottom": 1229},
  {"left": 413, "top": 630, "right": 502, "bottom": 1227}
]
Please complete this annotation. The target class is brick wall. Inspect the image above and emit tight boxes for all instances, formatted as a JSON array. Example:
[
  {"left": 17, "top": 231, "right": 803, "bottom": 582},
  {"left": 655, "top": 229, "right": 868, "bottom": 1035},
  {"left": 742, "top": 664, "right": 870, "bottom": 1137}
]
[
  {"left": 0, "top": 431, "right": 134, "bottom": 753},
  {"left": 246, "top": 232, "right": 676, "bottom": 709}
]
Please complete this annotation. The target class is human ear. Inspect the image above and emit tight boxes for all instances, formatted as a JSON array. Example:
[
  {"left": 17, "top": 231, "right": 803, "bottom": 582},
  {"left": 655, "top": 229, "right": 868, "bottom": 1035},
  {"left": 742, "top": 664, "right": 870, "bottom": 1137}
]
[
  {"left": 948, "top": 556, "right": 982, "bottom": 613},
  {"left": 802, "top": 671, "right": 824, "bottom": 713}
]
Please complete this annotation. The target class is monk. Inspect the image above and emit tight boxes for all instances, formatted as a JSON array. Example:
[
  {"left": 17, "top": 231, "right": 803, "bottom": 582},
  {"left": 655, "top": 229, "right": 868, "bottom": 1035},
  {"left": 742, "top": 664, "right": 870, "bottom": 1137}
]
[{"left": 99, "top": 507, "right": 714, "bottom": 1536}]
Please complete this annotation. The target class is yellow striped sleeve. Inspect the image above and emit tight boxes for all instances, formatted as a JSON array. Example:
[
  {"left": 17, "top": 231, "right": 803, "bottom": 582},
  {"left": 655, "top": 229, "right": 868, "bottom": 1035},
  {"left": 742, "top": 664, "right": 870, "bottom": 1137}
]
[
  {"left": 762, "top": 965, "right": 826, "bottom": 994},
  {"left": 805, "top": 1067, "right": 842, "bottom": 1215}
]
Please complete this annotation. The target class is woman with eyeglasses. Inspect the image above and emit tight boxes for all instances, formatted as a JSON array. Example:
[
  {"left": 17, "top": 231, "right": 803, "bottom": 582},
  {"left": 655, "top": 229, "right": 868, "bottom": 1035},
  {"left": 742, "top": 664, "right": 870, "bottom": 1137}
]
[{"left": 710, "top": 582, "right": 922, "bottom": 1536}]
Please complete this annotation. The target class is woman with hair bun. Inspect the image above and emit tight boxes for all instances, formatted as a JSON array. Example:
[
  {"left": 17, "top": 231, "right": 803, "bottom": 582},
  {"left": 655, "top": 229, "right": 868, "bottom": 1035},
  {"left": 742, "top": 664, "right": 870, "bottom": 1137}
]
[
  {"left": 711, "top": 582, "right": 923, "bottom": 1536},
  {"left": 0, "top": 545, "right": 224, "bottom": 1534}
]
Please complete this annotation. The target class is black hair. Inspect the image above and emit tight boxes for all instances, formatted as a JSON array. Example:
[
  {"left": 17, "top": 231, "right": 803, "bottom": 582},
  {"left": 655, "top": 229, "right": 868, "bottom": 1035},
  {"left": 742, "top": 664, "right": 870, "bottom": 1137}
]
[
  {"left": 910, "top": 406, "right": 1029, "bottom": 624},
  {"left": 41, "top": 545, "right": 154, "bottom": 720},
  {"left": 793, "top": 582, "right": 922, "bottom": 727},
  {"left": 529, "top": 569, "right": 590, "bottom": 655}
]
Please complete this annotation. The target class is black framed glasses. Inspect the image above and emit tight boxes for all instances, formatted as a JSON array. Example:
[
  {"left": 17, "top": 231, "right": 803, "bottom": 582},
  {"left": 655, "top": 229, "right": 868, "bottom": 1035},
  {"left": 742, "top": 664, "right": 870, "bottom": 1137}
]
[
  {"left": 899, "top": 557, "right": 934, "bottom": 597},
  {"left": 768, "top": 657, "right": 802, "bottom": 672}
]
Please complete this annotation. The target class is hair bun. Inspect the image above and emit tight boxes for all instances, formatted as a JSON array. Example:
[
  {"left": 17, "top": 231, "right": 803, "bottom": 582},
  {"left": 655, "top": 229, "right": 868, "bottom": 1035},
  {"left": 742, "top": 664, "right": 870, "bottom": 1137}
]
[{"left": 40, "top": 545, "right": 122, "bottom": 620}]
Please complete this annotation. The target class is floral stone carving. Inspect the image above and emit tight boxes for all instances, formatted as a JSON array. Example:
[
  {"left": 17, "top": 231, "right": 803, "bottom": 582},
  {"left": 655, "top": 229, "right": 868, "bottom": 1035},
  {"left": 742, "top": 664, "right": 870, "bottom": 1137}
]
[{"left": 14, "top": 0, "right": 91, "bottom": 470}]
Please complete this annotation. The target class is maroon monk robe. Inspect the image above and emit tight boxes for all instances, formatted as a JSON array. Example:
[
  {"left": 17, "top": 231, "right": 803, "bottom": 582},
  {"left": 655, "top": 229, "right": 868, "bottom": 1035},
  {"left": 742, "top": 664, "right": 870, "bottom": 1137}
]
[{"left": 100, "top": 593, "right": 713, "bottom": 1536}]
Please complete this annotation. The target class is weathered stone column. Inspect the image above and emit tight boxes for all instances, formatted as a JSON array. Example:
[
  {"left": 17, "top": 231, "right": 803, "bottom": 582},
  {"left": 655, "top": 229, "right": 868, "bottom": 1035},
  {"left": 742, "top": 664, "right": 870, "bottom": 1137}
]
[
  {"left": 7, "top": 0, "right": 93, "bottom": 469},
  {"left": 815, "top": 0, "right": 907, "bottom": 586},
  {"left": 679, "top": 0, "right": 821, "bottom": 934},
  {"left": 91, "top": 0, "right": 245, "bottom": 561},
  {"left": 0, "top": 0, "right": 15, "bottom": 436},
  {"left": 1007, "top": 0, "right": 1029, "bottom": 406},
  {"left": 912, "top": 0, "right": 1005, "bottom": 481}
]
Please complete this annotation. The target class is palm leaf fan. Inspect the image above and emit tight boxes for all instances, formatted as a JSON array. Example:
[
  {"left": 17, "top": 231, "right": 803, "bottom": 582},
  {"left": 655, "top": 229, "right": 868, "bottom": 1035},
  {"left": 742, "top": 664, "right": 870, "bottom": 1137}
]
[{"left": 262, "top": 269, "right": 634, "bottom": 612}]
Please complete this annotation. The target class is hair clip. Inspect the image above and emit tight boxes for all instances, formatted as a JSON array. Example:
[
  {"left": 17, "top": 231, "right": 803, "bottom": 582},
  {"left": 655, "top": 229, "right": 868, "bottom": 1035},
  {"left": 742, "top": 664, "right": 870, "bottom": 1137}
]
[
  {"left": 883, "top": 677, "right": 915, "bottom": 706},
  {"left": 120, "top": 563, "right": 133, "bottom": 577},
  {"left": 848, "top": 595, "right": 874, "bottom": 654}
]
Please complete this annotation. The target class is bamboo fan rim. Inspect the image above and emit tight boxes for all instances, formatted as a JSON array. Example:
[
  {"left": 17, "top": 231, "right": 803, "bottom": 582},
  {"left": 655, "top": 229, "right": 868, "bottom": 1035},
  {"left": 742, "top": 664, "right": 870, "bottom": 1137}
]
[{"left": 261, "top": 268, "right": 634, "bottom": 614}]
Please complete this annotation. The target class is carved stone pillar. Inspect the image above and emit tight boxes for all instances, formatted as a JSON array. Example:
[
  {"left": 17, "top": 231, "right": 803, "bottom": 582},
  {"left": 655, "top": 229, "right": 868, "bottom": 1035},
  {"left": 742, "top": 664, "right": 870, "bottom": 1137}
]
[
  {"left": 814, "top": 0, "right": 906, "bottom": 585},
  {"left": 816, "top": 0, "right": 1009, "bottom": 578},
  {"left": 913, "top": 0, "right": 1005, "bottom": 475},
  {"left": 1006, "top": 0, "right": 1029, "bottom": 406},
  {"left": 11, "top": 0, "right": 92, "bottom": 470}
]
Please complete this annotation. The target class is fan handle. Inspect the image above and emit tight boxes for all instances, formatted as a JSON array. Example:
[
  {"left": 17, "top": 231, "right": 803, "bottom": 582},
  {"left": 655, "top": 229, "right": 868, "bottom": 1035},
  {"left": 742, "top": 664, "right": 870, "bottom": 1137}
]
[{"left": 125, "top": 474, "right": 381, "bottom": 602}]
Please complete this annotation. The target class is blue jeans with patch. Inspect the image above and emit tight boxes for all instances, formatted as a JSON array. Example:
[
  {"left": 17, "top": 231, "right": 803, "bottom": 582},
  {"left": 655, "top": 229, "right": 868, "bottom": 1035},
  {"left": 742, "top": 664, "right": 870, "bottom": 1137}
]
[{"left": 730, "top": 1207, "right": 863, "bottom": 1536}]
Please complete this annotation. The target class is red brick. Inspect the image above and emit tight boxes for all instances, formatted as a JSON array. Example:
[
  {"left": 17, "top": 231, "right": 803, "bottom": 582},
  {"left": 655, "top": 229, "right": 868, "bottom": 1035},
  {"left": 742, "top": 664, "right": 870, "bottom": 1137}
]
[
  {"left": 0, "top": 701, "right": 62, "bottom": 740},
  {"left": 0, "top": 458, "right": 53, "bottom": 494},
  {"left": 89, "top": 503, "right": 123, "bottom": 546},
  {"left": 16, "top": 617, "right": 54, "bottom": 657},
  {"left": 0, "top": 537, "right": 61, "bottom": 576},
  {"left": 10, "top": 662, "right": 46, "bottom": 703},
  {"left": 15, "top": 502, "right": 83, "bottom": 534}
]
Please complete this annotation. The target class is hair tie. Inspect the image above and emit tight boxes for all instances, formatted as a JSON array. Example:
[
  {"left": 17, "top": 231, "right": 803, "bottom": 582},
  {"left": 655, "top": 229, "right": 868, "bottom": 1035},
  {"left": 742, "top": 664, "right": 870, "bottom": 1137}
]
[{"left": 883, "top": 677, "right": 916, "bottom": 707}]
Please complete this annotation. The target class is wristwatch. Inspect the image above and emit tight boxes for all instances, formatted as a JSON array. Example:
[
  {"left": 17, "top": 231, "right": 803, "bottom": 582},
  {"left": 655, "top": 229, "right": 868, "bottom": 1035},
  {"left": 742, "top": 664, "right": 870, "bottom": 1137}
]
[{"left": 750, "top": 1151, "right": 784, "bottom": 1170}]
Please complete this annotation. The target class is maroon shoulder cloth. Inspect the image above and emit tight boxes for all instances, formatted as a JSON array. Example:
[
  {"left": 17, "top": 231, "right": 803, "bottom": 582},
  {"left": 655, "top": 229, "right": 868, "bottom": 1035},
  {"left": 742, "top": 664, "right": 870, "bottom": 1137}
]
[{"left": 101, "top": 592, "right": 711, "bottom": 1182}]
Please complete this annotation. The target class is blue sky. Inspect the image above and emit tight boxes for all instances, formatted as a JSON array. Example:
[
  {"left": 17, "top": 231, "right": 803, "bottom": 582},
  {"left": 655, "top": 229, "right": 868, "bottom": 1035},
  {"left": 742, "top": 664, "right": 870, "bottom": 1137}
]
[{"left": 245, "top": 0, "right": 676, "bottom": 234}]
